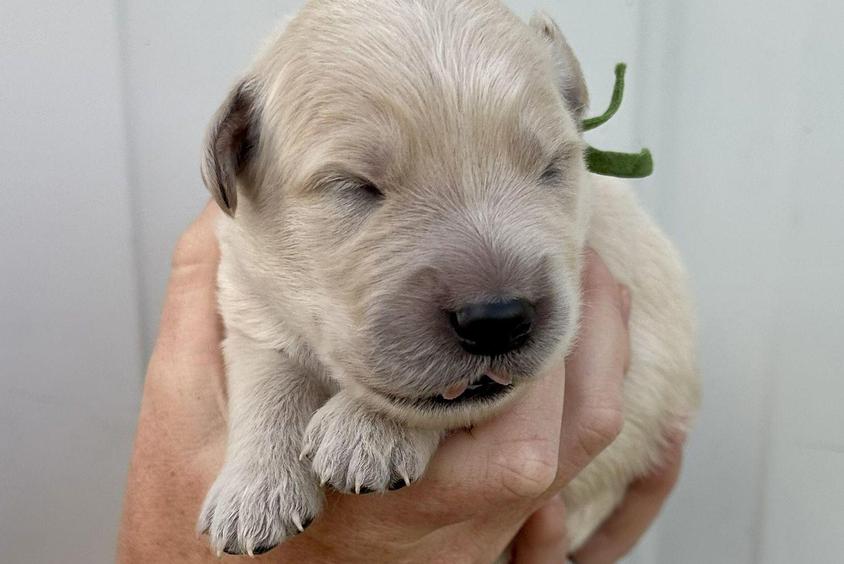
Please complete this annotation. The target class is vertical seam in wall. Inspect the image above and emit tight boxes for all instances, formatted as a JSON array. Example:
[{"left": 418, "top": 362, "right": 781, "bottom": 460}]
[
  {"left": 750, "top": 347, "right": 776, "bottom": 564},
  {"left": 631, "top": 0, "right": 651, "bottom": 161},
  {"left": 750, "top": 168, "right": 799, "bottom": 564},
  {"left": 113, "top": 0, "right": 149, "bottom": 380},
  {"left": 631, "top": 0, "right": 662, "bottom": 222},
  {"left": 631, "top": 3, "right": 689, "bottom": 563},
  {"left": 629, "top": 5, "right": 664, "bottom": 564},
  {"left": 632, "top": 0, "right": 685, "bottom": 230},
  {"left": 750, "top": 10, "right": 814, "bottom": 560}
]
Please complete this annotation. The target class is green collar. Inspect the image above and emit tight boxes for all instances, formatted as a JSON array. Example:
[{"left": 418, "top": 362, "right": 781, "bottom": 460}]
[{"left": 582, "top": 63, "right": 653, "bottom": 178}]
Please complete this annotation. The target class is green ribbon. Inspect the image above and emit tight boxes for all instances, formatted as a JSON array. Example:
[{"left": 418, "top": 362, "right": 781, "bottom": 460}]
[{"left": 582, "top": 63, "right": 653, "bottom": 178}]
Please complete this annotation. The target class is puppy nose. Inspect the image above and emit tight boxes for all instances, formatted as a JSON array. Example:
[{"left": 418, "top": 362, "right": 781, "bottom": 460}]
[{"left": 450, "top": 298, "right": 535, "bottom": 356}]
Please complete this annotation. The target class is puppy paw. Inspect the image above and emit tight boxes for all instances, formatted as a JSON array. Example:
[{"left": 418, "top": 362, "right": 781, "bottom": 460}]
[
  {"left": 301, "top": 396, "right": 440, "bottom": 493},
  {"left": 197, "top": 459, "right": 322, "bottom": 556}
]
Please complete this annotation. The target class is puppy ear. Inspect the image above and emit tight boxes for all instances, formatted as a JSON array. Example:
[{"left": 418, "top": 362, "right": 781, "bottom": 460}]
[
  {"left": 200, "top": 78, "right": 261, "bottom": 216},
  {"left": 530, "top": 12, "right": 589, "bottom": 123}
]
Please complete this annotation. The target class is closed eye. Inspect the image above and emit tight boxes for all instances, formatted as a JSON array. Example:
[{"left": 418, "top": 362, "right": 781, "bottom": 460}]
[
  {"left": 359, "top": 181, "right": 385, "bottom": 200},
  {"left": 538, "top": 144, "right": 578, "bottom": 185},
  {"left": 317, "top": 172, "right": 385, "bottom": 202},
  {"left": 539, "top": 163, "right": 563, "bottom": 185}
]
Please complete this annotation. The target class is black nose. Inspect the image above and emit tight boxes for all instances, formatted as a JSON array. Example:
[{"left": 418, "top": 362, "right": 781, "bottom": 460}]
[{"left": 449, "top": 298, "right": 535, "bottom": 356}]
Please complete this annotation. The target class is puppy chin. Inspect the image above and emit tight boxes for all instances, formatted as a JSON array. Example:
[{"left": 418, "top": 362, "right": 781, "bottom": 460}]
[{"left": 351, "top": 378, "right": 532, "bottom": 430}]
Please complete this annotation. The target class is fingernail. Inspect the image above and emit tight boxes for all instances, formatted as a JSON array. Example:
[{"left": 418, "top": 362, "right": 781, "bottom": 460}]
[{"left": 619, "top": 284, "right": 631, "bottom": 326}]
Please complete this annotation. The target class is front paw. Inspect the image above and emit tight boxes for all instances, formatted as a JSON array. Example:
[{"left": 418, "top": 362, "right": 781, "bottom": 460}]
[
  {"left": 301, "top": 397, "right": 440, "bottom": 494},
  {"left": 197, "top": 459, "right": 322, "bottom": 556}
]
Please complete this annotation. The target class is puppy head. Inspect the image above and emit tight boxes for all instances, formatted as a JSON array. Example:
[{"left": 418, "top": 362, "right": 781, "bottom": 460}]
[{"left": 203, "top": 0, "right": 591, "bottom": 427}]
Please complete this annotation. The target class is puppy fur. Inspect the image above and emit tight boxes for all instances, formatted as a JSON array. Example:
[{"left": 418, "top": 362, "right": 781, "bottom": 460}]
[{"left": 197, "top": 0, "right": 700, "bottom": 555}]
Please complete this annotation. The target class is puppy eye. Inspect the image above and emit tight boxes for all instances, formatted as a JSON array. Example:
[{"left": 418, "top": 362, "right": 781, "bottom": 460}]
[
  {"left": 539, "top": 164, "right": 563, "bottom": 185},
  {"left": 358, "top": 181, "right": 385, "bottom": 200}
]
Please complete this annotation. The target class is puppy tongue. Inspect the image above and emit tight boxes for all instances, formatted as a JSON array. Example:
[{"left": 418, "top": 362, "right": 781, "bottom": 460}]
[
  {"left": 487, "top": 370, "right": 513, "bottom": 386},
  {"left": 442, "top": 382, "right": 469, "bottom": 400}
]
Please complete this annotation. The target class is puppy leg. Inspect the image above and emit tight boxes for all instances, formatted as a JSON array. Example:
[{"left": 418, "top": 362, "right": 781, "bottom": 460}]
[
  {"left": 198, "top": 332, "right": 325, "bottom": 555},
  {"left": 302, "top": 390, "right": 442, "bottom": 493}
]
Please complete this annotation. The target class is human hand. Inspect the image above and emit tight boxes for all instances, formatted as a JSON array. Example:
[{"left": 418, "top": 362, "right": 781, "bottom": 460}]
[
  {"left": 117, "top": 203, "right": 667, "bottom": 563},
  {"left": 511, "top": 431, "right": 685, "bottom": 564},
  {"left": 511, "top": 258, "right": 686, "bottom": 564}
]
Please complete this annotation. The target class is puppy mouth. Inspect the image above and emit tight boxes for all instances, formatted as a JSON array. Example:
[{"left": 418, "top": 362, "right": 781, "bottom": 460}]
[
  {"left": 379, "top": 370, "right": 518, "bottom": 411},
  {"left": 429, "top": 371, "right": 514, "bottom": 406}
]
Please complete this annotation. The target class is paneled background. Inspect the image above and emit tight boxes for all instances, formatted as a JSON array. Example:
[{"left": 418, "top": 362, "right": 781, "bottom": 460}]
[{"left": 2, "top": 1, "right": 842, "bottom": 562}]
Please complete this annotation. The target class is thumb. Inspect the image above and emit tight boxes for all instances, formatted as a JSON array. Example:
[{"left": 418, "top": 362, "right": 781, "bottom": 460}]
[{"left": 512, "top": 496, "right": 570, "bottom": 564}]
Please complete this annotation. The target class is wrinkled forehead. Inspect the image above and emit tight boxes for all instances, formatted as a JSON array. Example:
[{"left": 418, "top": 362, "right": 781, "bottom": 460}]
[
  {"left": 257, "top": 0, "right": 579, "bottom": 185},
  {"left": 289, "top": 89, "right": 573, "bottom": 188}
]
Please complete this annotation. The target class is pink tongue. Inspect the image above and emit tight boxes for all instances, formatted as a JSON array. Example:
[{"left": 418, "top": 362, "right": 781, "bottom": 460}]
[
  {"left": 487, "top": 371, "right": 513, "bottom": 386},
  {"left": 442, "top": 382, "right": 469, "bottom": 400}
]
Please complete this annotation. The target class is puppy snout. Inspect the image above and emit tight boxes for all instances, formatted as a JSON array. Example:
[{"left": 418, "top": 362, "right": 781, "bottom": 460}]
[{"left": 449, "top": 298, "right": 535, "bottom": 356}]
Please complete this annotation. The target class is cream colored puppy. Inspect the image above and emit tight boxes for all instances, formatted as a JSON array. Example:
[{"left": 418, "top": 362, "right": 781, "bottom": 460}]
[{"left": 197, "top": 0, "right": 699, "bottom": 556}]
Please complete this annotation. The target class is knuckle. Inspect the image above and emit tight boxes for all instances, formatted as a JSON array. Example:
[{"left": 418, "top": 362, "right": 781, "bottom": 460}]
[
  {"left": 171, "top": 227, "right": 203, "bottom": 268},
  {"left": 582, "top": 249, "right": 618, "bottom": 294},
  {"left": 578, "top": 406, "right": 624, "bottom": 457},
  {"left": 490, "top": 444, "right": 558, "bottom": 502},
  {"left": 170, "top": 211, "right": 219, "bottom": 270}
]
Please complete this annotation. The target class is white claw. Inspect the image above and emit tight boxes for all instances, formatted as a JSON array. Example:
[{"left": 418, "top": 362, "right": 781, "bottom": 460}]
[
  {"left": 299, "top": 442, "right": 313, "bottom": 461},
  {"left": 292, "top": 513, "right": 305, "bottom": 533},
  {"left": 442, "top": 381, "right": 469, "bottom": 400},
  {"left": 401, "top": 471, "right": 411, "bottom": 487},
  {"left": 487, "top": 370, "right": 513, "bottom": 386}
]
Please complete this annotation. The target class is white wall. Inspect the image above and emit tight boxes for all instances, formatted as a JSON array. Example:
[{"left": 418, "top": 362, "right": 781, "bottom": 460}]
[
  {"left": 0, "top": 2, "right": 143, "bottom": 563},
  {"left": 650, "top": 3, "right": 844, "bottom": 563},
  {"left": 2, "top": 1, "right": 842, "bottom": 563}
]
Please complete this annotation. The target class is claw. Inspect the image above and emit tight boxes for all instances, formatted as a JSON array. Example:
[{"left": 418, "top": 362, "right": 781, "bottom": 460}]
[
  {"left": 487, "top": 370, "right": 513, "bottom": 386},
  {"left": 442, "top": 381, "right": 469, "bottom": 400},
  {"left": 292, "top": 513, "right": 305, "bottom": 533}
]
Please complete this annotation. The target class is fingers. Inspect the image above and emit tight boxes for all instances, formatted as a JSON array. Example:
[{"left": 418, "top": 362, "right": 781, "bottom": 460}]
[
  {"left": 511, "top": 496, "right": 569, "bottom": 564},
  {"left": 555, "top": 249, "right": 631, "bottom": 485},
  {"left": 157, "top": 201, "right": 222, "bottom": 349},
  {"left": 171, "top": 201, "right": 222, "bottom": 269},
  {"left": 146, "top": 201, "right": 227, "bottom": 424},
  {"left": 120, "top": 202, "right": 229, "bottom": 564},
  {"left": 319, "top": 363, "right": 568, "bottom": 561},
  {"left": 423, "top": 359, "right": 567, "bottom": 513},
  {"left": 509, "top": 250, "right": 632, "bottom": 563},
  {"left": 571, "top": 433, "right": 685, "bottom": 564}
]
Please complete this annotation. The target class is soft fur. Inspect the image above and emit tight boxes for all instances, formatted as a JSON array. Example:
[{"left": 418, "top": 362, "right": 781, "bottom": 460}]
[{"left": 197, "top": 0, "right": 699, "bottom": 556}]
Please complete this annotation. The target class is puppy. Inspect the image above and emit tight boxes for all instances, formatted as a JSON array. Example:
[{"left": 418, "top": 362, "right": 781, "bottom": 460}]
[{"left": 197, "top": 0, "right": 700, "bottom": 556}]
